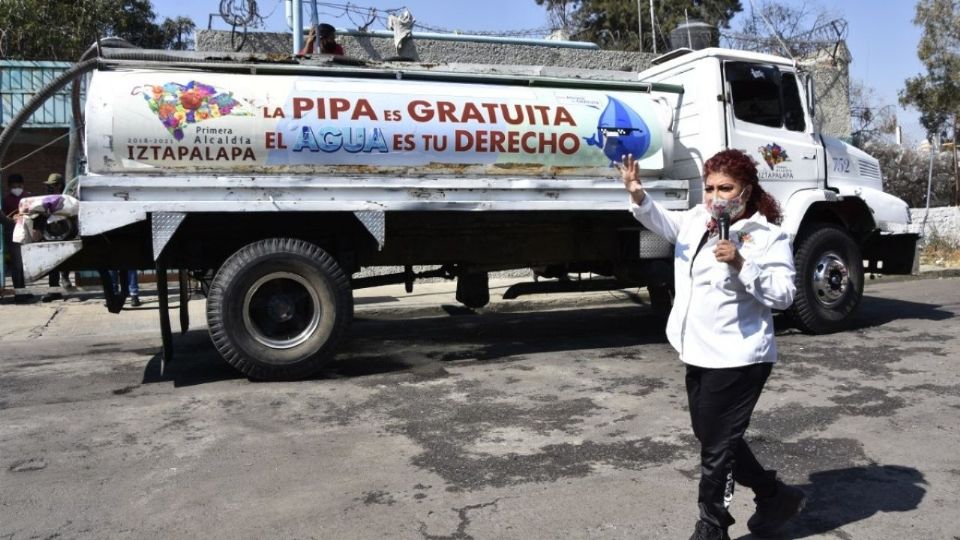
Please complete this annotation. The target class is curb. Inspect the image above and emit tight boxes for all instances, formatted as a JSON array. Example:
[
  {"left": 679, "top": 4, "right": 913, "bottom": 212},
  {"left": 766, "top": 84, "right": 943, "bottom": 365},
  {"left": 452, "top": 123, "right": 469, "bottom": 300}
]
[{"left": 864, "top": 267, "right": 960, "bottom": 284}]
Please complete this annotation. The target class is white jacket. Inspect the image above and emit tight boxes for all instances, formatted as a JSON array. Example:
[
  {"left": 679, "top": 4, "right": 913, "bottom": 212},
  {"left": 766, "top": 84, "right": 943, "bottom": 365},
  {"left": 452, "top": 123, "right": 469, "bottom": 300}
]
[{"left": 630, "top": 196, "right": 796, "bottom": 368}]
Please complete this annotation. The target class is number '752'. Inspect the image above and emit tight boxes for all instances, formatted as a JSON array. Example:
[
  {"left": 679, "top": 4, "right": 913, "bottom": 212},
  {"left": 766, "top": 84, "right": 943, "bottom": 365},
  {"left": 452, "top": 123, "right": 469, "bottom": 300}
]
[{"left": 832, "top": 157, "right": 850, "bottom": 173}]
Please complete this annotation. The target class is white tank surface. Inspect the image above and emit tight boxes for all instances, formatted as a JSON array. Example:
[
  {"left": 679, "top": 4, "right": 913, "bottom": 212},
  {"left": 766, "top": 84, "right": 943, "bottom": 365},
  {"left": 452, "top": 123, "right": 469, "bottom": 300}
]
[{"left": 85, "top": 70, "right": 675, "bottom": 178}]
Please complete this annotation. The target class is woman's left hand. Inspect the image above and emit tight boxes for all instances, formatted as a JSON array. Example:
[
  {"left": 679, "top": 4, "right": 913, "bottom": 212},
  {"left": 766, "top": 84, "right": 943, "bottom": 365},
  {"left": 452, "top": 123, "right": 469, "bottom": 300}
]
[{"left": 714, "top": 240, "right": 745, "bottom": 272}]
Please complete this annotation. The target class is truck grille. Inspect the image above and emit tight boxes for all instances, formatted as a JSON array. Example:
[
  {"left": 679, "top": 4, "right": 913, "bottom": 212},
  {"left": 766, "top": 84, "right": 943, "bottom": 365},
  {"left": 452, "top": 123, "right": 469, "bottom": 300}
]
[{"left": 858, "top": 159, "right": 881, "bottom": 180}]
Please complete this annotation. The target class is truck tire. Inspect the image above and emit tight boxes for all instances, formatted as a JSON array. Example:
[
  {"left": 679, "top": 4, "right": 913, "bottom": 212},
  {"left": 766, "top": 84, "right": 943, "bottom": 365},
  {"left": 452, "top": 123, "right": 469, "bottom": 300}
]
[
  {"left": 456, "top": 271, "right": 490, "bottom": 309},
  {"left": 207, "top": 238, "right": 353, "bottom": 380},
  {"left": 790, "top": 225, "right": 863, "bottom": 334}
]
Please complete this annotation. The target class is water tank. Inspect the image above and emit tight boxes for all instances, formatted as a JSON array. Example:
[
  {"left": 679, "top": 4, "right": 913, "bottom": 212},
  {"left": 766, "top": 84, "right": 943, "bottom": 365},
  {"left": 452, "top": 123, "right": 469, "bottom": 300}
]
[
  {"left": 85, "top": 69, "right": 676, "bottom": 177},
  {"left": 669, "top": 20, "right": 718, "bottom": 51}
]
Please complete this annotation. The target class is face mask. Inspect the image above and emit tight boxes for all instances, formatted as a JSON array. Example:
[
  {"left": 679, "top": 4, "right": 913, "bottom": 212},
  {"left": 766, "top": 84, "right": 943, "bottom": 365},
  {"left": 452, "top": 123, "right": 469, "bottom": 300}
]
[
  {"left": 707, "top": 188, "right": 748, "bottom": 220},
  {"left": 10, "top": 187, "right": 23, "bottom": 197}
]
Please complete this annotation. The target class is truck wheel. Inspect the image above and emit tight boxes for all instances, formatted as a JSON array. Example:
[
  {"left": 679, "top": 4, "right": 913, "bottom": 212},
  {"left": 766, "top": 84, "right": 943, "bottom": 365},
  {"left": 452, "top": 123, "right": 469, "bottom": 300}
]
[
  {"left": 790, "top": 225, "right": 863, "bottom": 334},
  {"left": 207, "top": 238, "right": 353, "bottom": 380},
  {"left": 456, "top": 271, "right": 490, "bottom": 309}
]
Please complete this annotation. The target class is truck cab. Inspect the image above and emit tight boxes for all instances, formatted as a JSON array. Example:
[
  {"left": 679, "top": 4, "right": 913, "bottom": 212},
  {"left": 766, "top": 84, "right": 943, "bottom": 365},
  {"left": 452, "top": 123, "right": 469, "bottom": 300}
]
[{"left": 638, "top": 48, "right": 917, "bottom": 333}]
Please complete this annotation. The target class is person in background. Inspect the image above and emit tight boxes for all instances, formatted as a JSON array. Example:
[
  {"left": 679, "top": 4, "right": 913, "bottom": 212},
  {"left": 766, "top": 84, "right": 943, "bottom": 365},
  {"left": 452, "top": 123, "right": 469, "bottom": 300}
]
[
  {"left": 2, "top": 174, "right": 33, "bottom": 303},
  {"left": 109, "top": 270, "right": 141, "bottom": 307},
  {"left": 620, "top": 149, "right": 804, "bottom": 540},
  {"left": 298, "top": 23, "right": 345, "bottom": 56},
  {"left": 41, "top": 173, "right": 72, "bottom": 302}
]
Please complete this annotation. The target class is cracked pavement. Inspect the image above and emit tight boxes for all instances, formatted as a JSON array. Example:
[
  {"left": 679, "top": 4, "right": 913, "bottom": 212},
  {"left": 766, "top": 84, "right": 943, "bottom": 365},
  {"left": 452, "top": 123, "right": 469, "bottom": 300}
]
[{"left": 1, "top": 277, "right": 959, "bottom": 538}]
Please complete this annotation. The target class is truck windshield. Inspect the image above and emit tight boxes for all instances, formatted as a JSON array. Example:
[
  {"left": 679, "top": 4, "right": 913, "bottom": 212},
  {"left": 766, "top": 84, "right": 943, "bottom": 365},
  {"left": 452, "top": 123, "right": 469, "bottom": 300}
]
[{"left": 725, "top": 62, "right": 805, "bottom": 132}]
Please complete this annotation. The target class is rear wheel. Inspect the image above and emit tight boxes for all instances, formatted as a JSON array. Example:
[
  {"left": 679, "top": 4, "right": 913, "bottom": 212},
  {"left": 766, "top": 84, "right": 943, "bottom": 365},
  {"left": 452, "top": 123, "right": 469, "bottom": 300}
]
[
  {"left": 790, "top": 225, "right": 863, "bottom": 334},
  {"left": 207, "top": 238, "right": 353, "bottom": 380}
]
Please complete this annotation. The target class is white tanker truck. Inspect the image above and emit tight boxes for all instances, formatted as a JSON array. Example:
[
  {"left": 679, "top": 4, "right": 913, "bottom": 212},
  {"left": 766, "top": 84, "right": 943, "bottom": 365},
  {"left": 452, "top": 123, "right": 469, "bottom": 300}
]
[{"left": 8, "top": 46, "right": 918, "bottom": 380}]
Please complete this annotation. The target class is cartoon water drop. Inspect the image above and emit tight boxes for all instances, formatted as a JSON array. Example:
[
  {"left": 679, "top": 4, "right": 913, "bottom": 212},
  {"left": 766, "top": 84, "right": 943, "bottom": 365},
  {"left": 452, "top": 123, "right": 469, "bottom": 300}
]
[{"left": 584, "top": 96, "right": 652, "bottom": 162}]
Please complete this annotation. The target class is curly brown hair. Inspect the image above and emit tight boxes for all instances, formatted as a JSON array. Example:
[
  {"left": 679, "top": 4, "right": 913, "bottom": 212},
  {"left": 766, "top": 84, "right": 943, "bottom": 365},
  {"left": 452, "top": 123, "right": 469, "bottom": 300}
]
[{"left": 703, "top": 149, "right": 783, "bottom": 225}]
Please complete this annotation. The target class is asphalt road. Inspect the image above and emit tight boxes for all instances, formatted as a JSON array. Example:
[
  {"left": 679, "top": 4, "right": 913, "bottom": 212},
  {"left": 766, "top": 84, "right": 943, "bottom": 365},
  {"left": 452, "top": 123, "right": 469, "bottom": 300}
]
[{"left": 1, "top": 277, "right": 959, "bottom": 539}]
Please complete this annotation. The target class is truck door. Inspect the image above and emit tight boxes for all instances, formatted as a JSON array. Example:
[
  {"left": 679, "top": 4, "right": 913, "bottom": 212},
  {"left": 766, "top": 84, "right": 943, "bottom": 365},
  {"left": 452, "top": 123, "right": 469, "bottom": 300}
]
[{"left": 722, "top": 62, "right": 824, "bottom": 204}]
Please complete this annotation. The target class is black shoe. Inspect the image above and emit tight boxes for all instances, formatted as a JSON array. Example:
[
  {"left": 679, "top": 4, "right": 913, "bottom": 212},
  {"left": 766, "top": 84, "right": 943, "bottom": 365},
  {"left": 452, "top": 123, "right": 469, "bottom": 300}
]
[
  {"left": 689, "top": 520, "right": 730, "bottom": 540},
  {"left": 129, "top": 295, "right": 141, "bottom": 307},
  {"left": 41, "top": 292, "right": 63, "bottom": 302},
  {"left": 14, "top": 293, "right": 34, "bottom": 304},
  {"left": 748, "top": 481, "right": 806, "bottom": 537}
]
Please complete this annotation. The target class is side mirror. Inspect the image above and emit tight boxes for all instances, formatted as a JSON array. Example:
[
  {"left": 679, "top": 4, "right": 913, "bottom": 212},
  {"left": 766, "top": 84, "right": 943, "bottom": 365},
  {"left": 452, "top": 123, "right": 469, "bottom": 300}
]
[{"left": 803, "top": 72, "right": 816, "bottom": 116}]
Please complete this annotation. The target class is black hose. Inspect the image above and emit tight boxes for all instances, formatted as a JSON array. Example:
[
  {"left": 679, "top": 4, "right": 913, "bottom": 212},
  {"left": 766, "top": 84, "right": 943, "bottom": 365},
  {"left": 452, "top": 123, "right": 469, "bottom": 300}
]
[
  {"left": 72, "top": 37, "right": 138, "bottom": 150},
  {"left": 1, "top": 42, "right": 228, "bottom": 173},
  {"left": 2, "top": 43, "right": 308, "bottom": 174}
]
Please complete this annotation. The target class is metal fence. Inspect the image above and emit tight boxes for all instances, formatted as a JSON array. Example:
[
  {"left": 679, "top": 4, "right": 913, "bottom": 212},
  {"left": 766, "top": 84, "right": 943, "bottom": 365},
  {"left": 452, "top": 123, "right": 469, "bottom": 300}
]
[{"left": 0, "top": 60, "right": 84, "bottom": 128}]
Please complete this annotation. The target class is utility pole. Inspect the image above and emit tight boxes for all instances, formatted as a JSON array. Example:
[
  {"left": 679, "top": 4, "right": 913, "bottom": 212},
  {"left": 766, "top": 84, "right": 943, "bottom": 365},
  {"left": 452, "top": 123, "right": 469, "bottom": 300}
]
[
  {"left": 637, "top": 0, "right": 644, "bottom": 52},
  {"left": 649, "top": 0, "right": 657, "bottom": 54},
  {"left": 292, "top": 0, "right": 303, "bottom": 55},
  {"left": 954, "top": 116, "right": 959, "bottom": 206}
]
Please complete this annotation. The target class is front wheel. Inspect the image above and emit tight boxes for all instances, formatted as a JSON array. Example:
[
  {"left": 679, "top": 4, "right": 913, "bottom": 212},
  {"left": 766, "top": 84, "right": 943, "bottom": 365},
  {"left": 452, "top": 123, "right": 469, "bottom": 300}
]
[
  {"left": 789, "top": 225, "right": 864, "bottom": 334},
  {"left": 207, "top": 238, "right": 353, "bottom": 380}
]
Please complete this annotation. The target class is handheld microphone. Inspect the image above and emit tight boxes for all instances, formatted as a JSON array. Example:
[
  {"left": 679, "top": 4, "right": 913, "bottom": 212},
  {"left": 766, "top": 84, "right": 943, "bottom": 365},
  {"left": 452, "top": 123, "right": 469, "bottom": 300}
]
[{"left": 718, "top": 210, "right": 731, "bottom": 241}]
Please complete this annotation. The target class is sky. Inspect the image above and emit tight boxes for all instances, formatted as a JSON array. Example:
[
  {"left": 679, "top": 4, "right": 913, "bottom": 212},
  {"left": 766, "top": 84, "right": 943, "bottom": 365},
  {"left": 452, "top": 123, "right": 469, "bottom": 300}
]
[{"left": 153, "top": 0, "right": 929, "bottom": 144}]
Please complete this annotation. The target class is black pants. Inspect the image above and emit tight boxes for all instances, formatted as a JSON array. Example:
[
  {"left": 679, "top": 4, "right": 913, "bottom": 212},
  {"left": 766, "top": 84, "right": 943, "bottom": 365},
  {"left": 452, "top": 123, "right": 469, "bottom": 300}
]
[
  {"left": 48, "top": 270, "right": 69, "bottom": 287},
  {"left": 686, "top": 362, "right": 777, "bottom": 529},
  {"left": 8, "top": 239, "right": 25, "bottom": 289}
]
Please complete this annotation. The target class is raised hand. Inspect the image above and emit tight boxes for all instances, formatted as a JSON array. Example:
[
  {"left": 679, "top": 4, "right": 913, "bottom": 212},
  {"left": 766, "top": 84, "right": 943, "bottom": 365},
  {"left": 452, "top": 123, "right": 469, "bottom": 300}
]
[{"left": 617, "top": 153, "right": 646, "bottom": 204}]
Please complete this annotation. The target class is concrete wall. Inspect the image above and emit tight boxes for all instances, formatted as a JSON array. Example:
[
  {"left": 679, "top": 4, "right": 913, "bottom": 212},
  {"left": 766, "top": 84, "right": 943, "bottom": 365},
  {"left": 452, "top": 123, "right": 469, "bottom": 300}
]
[
  {"left": 2, "top": 129, "right": 69, "bottom": 195},
  {"left": 903, "top": 207, "right": 960, "bottom": 245},
  {"left": 197, "top": 29, "right": 851, "bottom": 138},
  {"left": 196, "top": 30, "right": 655, "bottom": 72},
  {"left": 799, "top": 44, "right": 851, "bottom": 139}
]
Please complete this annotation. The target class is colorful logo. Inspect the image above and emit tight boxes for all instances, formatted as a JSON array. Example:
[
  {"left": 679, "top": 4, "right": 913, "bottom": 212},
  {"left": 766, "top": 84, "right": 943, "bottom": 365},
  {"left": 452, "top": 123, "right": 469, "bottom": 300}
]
[
  {"left": 758, "top": 143, "right": 789, "bottom": 170},
  {"left": 584, "top": 96, "right": 652, "bottom": 162},
  {"left": 141, "top": 81, "right": 250, "bottom": 140}
]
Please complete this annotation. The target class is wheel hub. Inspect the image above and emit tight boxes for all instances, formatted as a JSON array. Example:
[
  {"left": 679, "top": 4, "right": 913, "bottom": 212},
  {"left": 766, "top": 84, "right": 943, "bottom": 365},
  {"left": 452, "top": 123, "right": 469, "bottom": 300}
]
[
  {"left": 811, "top": 252, "right": 850, "bottom": 307},
  {"left": 242, "top": 272, "right": 321, "bottom": 349},
  {"left": 266, "top": 296, "right": 296, "bottom": 323}
]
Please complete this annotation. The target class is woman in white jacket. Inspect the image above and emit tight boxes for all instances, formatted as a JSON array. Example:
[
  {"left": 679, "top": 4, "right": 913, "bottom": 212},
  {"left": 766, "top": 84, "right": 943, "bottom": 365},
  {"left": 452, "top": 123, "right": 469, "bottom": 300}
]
[{"left": 620, "top": 149, "right": 805, "bottom": 540}]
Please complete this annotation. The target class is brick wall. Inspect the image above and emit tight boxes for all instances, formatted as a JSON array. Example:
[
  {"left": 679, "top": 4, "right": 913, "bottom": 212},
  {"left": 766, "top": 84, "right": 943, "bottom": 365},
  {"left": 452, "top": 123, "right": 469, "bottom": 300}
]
[{"left": 2, "top": 128, "right": 70, "bottom": 195}]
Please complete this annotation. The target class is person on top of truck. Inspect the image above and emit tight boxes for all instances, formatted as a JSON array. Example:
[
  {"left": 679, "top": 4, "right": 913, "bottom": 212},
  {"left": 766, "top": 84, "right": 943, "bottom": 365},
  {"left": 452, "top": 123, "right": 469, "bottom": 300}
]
[
  {"left": 298, "top": 23, "right": 345, "bottom": 56},
  {"left": 619, "top": 149, "right": 805, "bottom": 540}
]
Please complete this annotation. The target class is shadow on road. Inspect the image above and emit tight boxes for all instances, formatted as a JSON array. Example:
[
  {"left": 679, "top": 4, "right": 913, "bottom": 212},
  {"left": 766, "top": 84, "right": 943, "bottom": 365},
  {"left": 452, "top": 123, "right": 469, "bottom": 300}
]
[
  {"left": 334, "top": 304, "right": 669, "bottom": 371},
  {"left": 139, "top": 304, "right": 670, "bottom": 385},
  {"left": 847, "top": 294, "right": 954, "bottom": 330},
  {"left": 734, "top": 464, "right": 927, "bottom": 539},
  {"left": 141, "top": 329, "right": 243, "bottom": 387}
]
